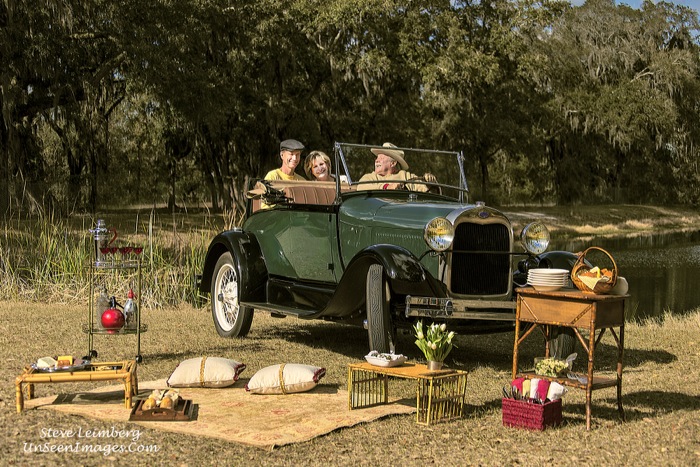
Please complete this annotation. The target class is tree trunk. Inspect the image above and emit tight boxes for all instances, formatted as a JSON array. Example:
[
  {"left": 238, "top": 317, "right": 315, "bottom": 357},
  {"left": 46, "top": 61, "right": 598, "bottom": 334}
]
[
  {"left": 168, "top": 160, "right": 177, "bottom": 212},
  {"left": 0, "top": 123, "right": 9, "bottom": 217}
]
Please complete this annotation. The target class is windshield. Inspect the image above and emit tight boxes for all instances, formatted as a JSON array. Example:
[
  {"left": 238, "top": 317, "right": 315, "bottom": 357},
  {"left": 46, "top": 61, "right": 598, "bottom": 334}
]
[{"left": 334, "top": 142, "right": 469, "bottom": 201}]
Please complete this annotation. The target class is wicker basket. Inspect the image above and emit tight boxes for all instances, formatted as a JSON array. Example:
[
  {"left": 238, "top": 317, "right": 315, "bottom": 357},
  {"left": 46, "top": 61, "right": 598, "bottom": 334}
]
[
  {"left": 502, "top": 398, "right": 562, "bottom": 431},
  {"left": 570, "top": 246, "right": 618, "bottom": 294}
]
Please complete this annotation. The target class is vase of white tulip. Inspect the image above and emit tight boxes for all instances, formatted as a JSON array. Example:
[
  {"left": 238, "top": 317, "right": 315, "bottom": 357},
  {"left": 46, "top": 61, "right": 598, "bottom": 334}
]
[{"left": 413, "top": 320, "right": 456, "bottom": 370}]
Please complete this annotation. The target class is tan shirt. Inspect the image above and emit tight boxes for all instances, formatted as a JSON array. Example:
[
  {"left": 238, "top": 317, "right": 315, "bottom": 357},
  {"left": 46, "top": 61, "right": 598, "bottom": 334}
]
[{"left": 356, "top": 170, "right": 429, "bottom": 192}]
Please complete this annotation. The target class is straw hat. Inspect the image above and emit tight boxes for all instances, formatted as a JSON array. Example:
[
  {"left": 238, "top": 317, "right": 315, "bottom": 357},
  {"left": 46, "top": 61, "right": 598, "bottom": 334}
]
[{"left": 371, "top": 143, "right": 408, "bottom": 170}]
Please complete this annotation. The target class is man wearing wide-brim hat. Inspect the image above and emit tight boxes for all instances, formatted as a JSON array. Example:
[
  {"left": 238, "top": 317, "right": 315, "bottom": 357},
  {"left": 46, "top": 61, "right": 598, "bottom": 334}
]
[
  {"left": 264, "top": 139, "right": 307, "bottom": 181},
  {"left": 357, "top": 143, "right": 437, "bottom": 191}
]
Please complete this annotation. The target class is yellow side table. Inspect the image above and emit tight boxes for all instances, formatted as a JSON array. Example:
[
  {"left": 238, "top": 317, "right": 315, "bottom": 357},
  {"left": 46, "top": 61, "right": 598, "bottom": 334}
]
[
  {"left": 348, "top": 361, "right": 467, "bottom": 425},
  {"left": 15, "top": 360, "right": 138, "bottom": 413}
]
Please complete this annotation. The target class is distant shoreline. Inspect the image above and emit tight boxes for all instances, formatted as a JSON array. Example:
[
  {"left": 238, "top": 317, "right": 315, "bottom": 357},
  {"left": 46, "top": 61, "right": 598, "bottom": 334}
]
[{"left": 499, "top": 204, "right": 700, "bottom": 239}]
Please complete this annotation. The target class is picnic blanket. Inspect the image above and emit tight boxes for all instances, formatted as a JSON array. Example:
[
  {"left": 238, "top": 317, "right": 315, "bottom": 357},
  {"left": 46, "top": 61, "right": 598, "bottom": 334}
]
[{"left": 24, "top": 378, "right": 415, "bottom": 449}]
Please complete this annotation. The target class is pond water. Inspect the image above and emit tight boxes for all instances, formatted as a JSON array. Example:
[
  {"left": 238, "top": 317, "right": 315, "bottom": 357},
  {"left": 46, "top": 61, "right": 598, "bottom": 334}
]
[{"left": 551, "top": 229, "right": 700, "bottom": 322}]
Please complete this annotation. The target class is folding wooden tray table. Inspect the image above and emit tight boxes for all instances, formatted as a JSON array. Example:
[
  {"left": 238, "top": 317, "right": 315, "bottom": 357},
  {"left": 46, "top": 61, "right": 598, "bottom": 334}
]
[{"left": 15, "top": 360, "right": 138, "bottom": 413}]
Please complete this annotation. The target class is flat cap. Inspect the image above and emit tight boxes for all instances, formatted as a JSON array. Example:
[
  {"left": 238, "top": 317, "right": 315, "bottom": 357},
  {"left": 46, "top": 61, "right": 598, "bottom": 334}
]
[{"left": 280, "top": 139, "right": 305, "bottom": 151}]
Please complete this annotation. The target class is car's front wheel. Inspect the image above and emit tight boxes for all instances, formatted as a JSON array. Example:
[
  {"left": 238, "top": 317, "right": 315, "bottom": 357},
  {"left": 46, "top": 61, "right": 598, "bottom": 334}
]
[
  {"left": 366, "top": 264, "right": 395, "bottom": 353},
  {"left": 211, "top": 252, "right": 254, "bottom": 337}
]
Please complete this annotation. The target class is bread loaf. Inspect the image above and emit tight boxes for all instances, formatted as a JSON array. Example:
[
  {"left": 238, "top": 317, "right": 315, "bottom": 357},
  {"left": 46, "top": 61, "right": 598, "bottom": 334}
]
[
  {"left": 142, "top": 397, "right": 158, "bottom": 410},
  {"left": 159, "top": 396, "right": 174, "bottom": 409}
]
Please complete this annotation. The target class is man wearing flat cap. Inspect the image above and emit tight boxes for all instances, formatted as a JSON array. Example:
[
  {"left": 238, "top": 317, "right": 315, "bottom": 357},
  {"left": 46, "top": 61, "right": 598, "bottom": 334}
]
[
  {"left": 264, "top": 139, "right": 307, "bottom": 181},
  {"left": 357, "top": 143, "right": 436, "bottom": 191}
]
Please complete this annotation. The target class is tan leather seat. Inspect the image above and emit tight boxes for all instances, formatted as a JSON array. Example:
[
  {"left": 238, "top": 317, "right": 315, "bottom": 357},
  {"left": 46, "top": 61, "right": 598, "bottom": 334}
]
[
  {"left": 285, "top": 186, "right": 337, "bottom": 205},
  {"left": 249, "top": 181, "right": 354, "bottom": 212}
]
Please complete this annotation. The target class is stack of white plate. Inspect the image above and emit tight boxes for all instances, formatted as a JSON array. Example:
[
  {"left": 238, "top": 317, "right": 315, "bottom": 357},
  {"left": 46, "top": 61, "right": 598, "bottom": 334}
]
[{"left": 527, "top": 268, "right": 570, "bottom": 292}]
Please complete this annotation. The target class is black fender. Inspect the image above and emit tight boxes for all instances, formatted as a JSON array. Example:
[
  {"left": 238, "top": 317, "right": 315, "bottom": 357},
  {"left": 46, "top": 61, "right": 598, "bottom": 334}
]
[
  {"left": 320, "top": 244, "right": 445, "bottom": 317},
  {"left": 537, "top": 250, "right": 581, "bottom": 270},
  {"left": 199, "top": 229, "right": 268, "bottom": 302}
]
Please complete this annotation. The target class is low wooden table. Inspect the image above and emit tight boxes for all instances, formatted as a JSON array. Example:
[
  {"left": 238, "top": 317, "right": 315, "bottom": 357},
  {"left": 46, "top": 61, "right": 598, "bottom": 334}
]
[
  {"left": 15, "top": 360, "right": 138, "bottom": 413},
  {"left": 513, "top": 287, "right": 628, "bottom": 429},
  {"left": 348, "top": 361, "right": 468, "bottom": 425}
]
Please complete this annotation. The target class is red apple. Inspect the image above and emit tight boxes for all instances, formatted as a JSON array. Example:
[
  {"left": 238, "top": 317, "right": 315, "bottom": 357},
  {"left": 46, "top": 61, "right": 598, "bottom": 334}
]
[{"left": 101, "top": 307, "right": 125, "bottom": 333}]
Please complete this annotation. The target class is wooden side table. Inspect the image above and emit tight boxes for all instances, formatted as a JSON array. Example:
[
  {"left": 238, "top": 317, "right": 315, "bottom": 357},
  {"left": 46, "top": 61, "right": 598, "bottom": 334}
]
[
  {"left": 512, "top": 287, "right": 628, "bottom": 429},
  {"left": 15, "top": 360, "right": 138, "bottom": 413},
  {"left": 348, "top": 361, "right": 468, "bottom": 425}
]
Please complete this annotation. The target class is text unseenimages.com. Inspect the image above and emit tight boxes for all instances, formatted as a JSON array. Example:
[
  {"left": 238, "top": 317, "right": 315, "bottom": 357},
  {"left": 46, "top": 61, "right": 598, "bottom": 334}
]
[{"left": 24, "top": 442, "right": 160, "bottom": 456}]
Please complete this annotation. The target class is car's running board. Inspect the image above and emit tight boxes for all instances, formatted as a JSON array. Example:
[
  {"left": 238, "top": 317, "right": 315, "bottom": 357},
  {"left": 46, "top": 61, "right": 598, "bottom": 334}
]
[{"left": 241, "top": 302, "right": 318, "bottom": 318}]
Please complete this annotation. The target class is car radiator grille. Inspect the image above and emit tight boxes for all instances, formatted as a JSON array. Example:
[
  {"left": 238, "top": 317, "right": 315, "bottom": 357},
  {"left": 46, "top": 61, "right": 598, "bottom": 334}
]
[{"left": 450, "top": 222, "right": 511, "bottom": 295}]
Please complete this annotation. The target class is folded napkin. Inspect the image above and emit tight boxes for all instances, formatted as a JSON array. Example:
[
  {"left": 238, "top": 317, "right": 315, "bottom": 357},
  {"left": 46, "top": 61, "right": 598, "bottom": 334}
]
[
  {"left": 529, "top": 378, "right": 540, "bottom": 399},
  {"left": 36, "top": 357, "right": 57, "bottom": 369},
  {"left": 534, "top": 379, "right": 551, "bottom": 400},
  {"left": 547, "top": 382, "right": 567, "bottom": 401},
  {"left": 511, "top": 377, "right": 524, "bottom": 394}
]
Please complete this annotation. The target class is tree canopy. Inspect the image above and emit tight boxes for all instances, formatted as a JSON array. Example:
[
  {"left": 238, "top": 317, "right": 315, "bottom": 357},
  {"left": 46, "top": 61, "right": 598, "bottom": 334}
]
[{"left": 1, "top": 0, "right": 699, "bottom": 216}]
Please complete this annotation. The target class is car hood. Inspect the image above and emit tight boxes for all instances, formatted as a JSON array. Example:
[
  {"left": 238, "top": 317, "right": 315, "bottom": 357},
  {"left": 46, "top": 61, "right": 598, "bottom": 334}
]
[{"left": 339, "top": 195, "right": 509, "bottom": 229}]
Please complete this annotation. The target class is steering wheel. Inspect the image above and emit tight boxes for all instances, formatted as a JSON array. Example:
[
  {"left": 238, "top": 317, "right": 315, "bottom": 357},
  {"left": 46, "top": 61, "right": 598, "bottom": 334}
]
[{"left": 405, "top": 177, "right": 442, "bottom": 195}]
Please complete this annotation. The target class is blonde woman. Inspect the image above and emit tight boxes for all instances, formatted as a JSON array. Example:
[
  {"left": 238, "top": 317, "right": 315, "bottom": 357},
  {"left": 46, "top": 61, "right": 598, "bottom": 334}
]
[{"left": 305, "top": 150, "right": 335, "bottom": 181}]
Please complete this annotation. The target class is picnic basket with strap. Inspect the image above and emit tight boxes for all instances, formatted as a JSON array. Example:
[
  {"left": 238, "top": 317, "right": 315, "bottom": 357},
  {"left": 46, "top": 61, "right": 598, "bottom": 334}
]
[{"left": 570, "top": 246, "right": 618, "bottom": 294}]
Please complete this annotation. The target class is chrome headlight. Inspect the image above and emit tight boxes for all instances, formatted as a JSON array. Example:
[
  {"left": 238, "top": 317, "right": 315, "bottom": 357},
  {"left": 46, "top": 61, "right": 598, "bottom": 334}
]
[
  {"left": 423, "top": 217, "right": 455, "bottom": 252},
  {"left": 520, "top": 222, "right": 550, "bottom": 255}
]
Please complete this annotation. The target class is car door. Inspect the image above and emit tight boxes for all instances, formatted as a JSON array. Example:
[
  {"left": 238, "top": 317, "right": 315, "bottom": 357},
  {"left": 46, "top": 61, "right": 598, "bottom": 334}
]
[
  {"left": 281, "top": 210, "right": 337, "bottom": 283},
  {"left": 245, "top": 208, "right": 337, "bottom": 283}
]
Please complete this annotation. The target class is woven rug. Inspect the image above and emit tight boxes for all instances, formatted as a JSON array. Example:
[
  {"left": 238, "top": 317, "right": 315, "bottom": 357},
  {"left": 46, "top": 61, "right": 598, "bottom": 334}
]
[{"left": 24, "top": 378, "right": 415, "bottom": 449}]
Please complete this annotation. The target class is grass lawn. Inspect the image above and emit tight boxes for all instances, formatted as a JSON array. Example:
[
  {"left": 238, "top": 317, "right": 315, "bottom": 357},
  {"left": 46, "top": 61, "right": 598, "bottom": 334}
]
[{"left": 2, "top": 301, "right": 699, "bottom": 466}]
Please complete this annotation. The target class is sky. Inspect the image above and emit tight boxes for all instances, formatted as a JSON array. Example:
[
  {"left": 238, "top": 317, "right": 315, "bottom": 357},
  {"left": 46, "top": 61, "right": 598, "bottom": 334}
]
[{"left": 570, "top": 0, "right": 700, "bottom": 10}]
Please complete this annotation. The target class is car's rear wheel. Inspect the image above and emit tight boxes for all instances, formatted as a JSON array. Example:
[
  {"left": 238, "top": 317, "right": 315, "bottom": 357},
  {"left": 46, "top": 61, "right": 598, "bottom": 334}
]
[
  {"left": 366, "top": 264, "right": 395, "bottom": 353},
  {"left": 211, "top": 252, "right": 253, "bottom": 337}
]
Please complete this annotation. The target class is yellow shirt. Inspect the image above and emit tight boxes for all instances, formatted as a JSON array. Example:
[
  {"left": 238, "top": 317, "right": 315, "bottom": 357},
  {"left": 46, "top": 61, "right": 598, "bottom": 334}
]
[
  {"left": 264, "top": 169, "right": 306, "bottom": 181},
  {"left": 258, "top": 169, "right": 305, "bottom": 209}
]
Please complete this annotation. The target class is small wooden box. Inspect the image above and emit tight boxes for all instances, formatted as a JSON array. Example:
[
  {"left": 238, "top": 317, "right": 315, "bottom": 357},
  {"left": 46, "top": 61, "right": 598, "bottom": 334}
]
[{"left": 130, "top": 398, "right": 194, "bottom": 421}]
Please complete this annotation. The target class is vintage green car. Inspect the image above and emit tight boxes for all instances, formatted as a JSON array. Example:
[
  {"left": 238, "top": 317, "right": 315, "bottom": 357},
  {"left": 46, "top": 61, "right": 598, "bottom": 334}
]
[{"left": 198, "top": 143, "right": 578, "bottom": 355}]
